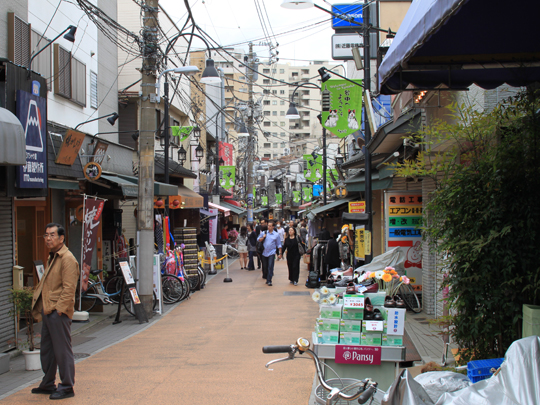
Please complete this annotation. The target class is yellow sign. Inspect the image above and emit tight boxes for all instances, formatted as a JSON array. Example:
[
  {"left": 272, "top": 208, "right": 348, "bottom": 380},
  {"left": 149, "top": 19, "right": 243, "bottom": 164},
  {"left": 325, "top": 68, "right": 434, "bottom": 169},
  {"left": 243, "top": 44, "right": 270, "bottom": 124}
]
[
  {"left": 349, "top": 201, "right": 366, "bottom": 213},
  {"left": 56, "top": 129, "right": 86, "bottom": 166},
  {"left": 388, "top": 205, "right": 423, "bottom": 216},
  {"left": 355, "top": 227, "right": 365, "bottom": 259},
  {"left": 83, "top": 162, "right": 102, "bottom": 181},
  {"left": 364, "top": 230, "right": 371, "bottom": 256}
]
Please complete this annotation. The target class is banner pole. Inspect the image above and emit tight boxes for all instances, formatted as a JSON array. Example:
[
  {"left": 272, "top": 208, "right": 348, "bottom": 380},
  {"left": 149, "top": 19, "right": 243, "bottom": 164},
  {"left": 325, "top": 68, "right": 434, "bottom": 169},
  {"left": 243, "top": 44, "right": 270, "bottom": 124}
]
[{"left": 78, "top": 194, "right": 87, "bottom": 312}]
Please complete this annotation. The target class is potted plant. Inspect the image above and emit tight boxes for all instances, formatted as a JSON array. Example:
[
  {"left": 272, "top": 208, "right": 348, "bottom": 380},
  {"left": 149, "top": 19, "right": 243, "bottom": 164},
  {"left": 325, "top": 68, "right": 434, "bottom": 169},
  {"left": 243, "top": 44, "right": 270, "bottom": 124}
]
[{"left": 9, "top": 287, "right": 41, "bottom": 370}]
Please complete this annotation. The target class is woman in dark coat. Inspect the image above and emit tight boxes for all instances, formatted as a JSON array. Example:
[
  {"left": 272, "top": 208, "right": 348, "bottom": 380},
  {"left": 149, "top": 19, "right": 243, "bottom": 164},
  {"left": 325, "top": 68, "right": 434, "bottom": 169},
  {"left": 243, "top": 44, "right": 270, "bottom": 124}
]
[
  {"left": 247, "top": 223, "right": 257, "bottom": 271},
  {"left": 325, "top": 230, "right": 342, "bottom": 272},
  {"left": 282, "top": 227, "right": 302, "bottom": 285}
]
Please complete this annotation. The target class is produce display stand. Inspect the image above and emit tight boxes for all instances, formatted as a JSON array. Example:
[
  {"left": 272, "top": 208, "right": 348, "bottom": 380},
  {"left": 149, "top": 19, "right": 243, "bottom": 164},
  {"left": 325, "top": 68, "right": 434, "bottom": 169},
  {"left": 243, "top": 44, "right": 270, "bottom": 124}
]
[{"left": 312, "top": 333, "right": 406, "bottom": 392}]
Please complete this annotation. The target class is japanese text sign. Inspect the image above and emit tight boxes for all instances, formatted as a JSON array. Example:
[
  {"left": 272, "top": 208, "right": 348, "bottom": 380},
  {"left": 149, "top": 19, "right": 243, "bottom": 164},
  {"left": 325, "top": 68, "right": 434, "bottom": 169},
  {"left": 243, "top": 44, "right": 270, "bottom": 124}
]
[{"left": 335, "top": 345, "right": 382, "bottom": 365}]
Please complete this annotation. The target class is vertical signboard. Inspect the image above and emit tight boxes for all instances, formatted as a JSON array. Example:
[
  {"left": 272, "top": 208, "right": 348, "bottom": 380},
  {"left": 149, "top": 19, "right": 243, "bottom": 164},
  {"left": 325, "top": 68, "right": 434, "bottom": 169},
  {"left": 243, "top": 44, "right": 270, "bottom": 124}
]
[
  {"left": 80, "top": 197, "right": 105, "bottom": 292},
  {"left": 320, "top": 79, "right": 363, "bottom": 138},
  {"left": 16, "top": 90, "right": 47, "bottom": 188},
  {"left": 386, "top": 191, "right": 423, "bottom": 291}
]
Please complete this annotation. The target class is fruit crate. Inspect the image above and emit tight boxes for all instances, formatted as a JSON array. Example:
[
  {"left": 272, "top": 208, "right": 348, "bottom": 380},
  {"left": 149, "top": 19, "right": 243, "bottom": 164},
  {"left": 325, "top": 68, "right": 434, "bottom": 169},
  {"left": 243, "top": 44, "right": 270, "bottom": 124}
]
[{"left": 467, "top": 357, "right": 504, "bottom": 383}]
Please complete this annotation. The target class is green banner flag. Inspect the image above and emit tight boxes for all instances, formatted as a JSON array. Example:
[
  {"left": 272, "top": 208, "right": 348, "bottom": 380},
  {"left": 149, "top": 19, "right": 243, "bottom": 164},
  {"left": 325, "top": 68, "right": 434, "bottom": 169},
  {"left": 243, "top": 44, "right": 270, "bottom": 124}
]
[
  {"left": 253, "top": 186, "right": 256, "bottom": 202},
  {"left": 321, "top": 79, "right": 363, "bottom": 138},
  {"left": 303, "top": 154, "right": 323, "bottom": 183},
  {"left": 292, "top": 190, "right": 301, "bottom": 204},
  {"left": 276, "top": 194, "right": 282, "bottom": 205},
  {"left": 326, "top": 169, "right": 339, "bottom": 189},
  {"left": 262, "top": 196, "right": 268, "bottom": 207},
  {"left": 302, "top": 187, "right": 312, "bottom": 202},
  {"left": 219, "top": 166, "right": 236, "bottom": 189},
  {"left": 171, "top": 126, "right": 193, "bottom": 142}
]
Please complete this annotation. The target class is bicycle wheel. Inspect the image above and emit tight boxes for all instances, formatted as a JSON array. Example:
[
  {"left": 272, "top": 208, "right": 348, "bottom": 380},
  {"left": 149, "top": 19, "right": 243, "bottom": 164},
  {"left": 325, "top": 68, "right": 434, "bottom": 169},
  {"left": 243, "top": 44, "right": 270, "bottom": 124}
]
[
  {"left": 161, "top": 274, "right": 185, "bottom": 304},
  {"left": 187, "top": 272, "right": 201, "bottom": 292},
  {"left": 75, "top": 284, "right": 98, "bottom": 312},
  {"left": 123, "top": 289, "right": 158, "bottom": 316},
  {"left": 397, "top": 283, "right": 422, "bottom": 313},
  {"left": 105, "top": 276, "right": 124, "bottom": 304},
  {"left": 198, "top": 266, "right": 206, "bottom": 289}
]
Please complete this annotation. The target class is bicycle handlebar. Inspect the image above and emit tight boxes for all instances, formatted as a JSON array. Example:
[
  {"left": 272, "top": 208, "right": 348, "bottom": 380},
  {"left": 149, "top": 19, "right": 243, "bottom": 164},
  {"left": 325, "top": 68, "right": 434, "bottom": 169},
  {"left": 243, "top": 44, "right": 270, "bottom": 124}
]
[
  {"left": 262, "top": 345, "right": 295, "bottom": 354},
  {"left": 263, "top": 338, "right": 378, "bottom": 404}
]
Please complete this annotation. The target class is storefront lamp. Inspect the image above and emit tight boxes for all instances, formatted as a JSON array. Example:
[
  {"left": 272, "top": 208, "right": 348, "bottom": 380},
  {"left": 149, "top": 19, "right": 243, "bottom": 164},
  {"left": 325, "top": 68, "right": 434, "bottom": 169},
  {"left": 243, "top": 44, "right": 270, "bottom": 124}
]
[
  {"left": 192, "top": 126, "right": 201, "bottom": 138},
  {"left": 177, "top": 145, "right": 187, "bottom": 165},
  {"left": 195, "top": 143, "right": 204, "bottom": 162},
  {"left": 219, "top": 157, "right": 225, "bottom": 166}
]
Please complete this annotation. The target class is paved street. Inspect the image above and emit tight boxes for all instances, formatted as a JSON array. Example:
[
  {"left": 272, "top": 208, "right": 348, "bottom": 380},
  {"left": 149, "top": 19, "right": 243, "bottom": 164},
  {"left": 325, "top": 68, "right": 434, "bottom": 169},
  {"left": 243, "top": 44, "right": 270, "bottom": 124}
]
[{"left": 0, "top": 257, "right": 452, "bottom": 404}]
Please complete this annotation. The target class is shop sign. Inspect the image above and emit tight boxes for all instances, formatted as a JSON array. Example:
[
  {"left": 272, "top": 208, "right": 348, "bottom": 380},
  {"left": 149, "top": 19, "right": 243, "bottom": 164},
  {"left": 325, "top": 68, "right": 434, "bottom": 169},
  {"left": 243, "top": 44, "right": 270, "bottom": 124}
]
[
  {"left": 80, "top": 197, "right": 105, "bottom": 292},
  {"left": 92, "top": 141, "right": 109, "bottom": 165},
  {"left": 349, "top": 201, "right": 365, "bottom": 213},
  {"left": 354, "top": 227, "right": 365, "bottom": 260},
  {"left": 83, "top": 162, "right": 102, "bottom": 181},
  {"left": 343, "top": 294, "right": 364, "bottom": 309},
  {"left": 56, "top": 129, "right": 85, "bottom": 166},
  {"left": 335, "top": 345, "right": 381, "bottom": 365},
  {"left": 16, "top": 90, "right": 47, "bottom": 188},
  {"left": 332, "top": 4, "right": 363, "bottom": 29},
  {"left": 332, "top": 33, "right": 363, "bottom": 60}
]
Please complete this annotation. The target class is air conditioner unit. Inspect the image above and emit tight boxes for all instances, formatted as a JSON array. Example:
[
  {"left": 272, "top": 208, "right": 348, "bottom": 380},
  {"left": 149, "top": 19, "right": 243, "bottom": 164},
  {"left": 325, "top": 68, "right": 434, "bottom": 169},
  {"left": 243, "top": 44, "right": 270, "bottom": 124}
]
[{"left": 283, "top": 148, "right": 290, "bottom": 154}]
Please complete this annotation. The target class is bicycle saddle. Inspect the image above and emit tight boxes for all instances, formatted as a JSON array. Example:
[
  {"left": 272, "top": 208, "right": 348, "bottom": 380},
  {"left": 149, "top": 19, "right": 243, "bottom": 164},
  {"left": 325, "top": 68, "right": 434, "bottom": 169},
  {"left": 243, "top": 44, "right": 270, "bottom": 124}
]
[{"left": 90, "top": 269, "right": 103, "bottom": 276}]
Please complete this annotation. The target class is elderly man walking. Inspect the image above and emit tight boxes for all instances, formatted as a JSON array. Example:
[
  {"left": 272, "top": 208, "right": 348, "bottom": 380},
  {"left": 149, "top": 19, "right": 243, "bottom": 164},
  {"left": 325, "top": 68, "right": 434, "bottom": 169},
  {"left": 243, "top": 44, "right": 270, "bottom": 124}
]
[
  {"left": 258, "top": 220, "right": 282, "bottom": 286},
  {"left": 31, "top": 223, "right": 80, "bottom": 400}
]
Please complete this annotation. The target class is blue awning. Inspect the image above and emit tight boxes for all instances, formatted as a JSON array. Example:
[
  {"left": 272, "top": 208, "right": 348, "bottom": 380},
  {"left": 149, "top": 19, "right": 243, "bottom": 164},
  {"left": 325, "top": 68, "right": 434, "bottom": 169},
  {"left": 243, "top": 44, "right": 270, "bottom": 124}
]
[{"left": 379, "top": 0, "right": 540, "bottom": 94}]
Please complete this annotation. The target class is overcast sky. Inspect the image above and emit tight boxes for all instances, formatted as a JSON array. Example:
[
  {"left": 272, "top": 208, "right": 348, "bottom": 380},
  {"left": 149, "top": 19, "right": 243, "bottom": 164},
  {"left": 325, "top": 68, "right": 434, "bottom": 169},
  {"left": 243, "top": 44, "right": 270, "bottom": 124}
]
[{"left": 159, "top": 0, "right": 353, "bottom": 68}]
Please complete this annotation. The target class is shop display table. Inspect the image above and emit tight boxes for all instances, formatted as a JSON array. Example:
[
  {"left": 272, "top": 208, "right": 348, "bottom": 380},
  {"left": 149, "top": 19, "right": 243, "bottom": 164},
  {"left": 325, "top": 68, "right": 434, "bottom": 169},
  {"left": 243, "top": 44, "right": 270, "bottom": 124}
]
[{"left": 312, "top": 333, "right": 406, "bottom": 391}]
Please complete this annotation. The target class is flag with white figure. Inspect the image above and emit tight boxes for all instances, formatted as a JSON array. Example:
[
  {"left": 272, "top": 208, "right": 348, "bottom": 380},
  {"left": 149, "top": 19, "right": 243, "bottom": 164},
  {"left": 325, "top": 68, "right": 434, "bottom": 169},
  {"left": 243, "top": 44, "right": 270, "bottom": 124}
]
[
  {"left": 219, "top": 166, "right": 236, "bottom": 189},
  {"left": 320, "top": 79, "right": 363, "bottom": 138}
]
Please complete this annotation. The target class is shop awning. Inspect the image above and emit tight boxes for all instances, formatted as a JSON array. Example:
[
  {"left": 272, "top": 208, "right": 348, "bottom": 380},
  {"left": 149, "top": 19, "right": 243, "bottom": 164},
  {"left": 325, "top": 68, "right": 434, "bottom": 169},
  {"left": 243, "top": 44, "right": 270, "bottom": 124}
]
[
  {"left": 368, "top": 109, "right": 422, "bottom": 155},
  {"left": 48, "top": 179, "right": 80, "bottom": 190},
  {"left": 254, "top": 207, "right": 268, "bottom": 214},
  {"left": 167, "top": 185, "right": 204, "bottom": 209},
  {"left": 342, "top": 212, "right": 369, "bottom": 225},
  {"left": 220, "top": 201, "right": 246, "bottom": 216},
  {"left": 209, "top": 202, "right": 230, "bottom": 217},
  {"left": 344, "top": 171, "right": 394, "bottom": 193},
  {"left": 0, "top": 107, "right": 26, "bottom": 165},
  {"left": 379, "top": 0, "right": 540, "bottom": 94},
  {"left": 98, "top": 174, "right": 139, "bottom": 197},
  {"left": 308, "top": 198, "right": 354, "bottom": 219},
  {"left": 299, "top": 202, "right": 313, "bottom": 210},
  {"left": 116, "top": 174, "right": 178, "bottom": 196}
]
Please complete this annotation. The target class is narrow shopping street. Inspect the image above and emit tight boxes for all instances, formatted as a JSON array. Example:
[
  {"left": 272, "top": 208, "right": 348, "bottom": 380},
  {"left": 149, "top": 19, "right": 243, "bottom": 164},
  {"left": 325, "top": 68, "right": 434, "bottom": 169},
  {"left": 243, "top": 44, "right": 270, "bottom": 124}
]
[{"left": 2, "top": 259, "right": 319, "bottom": 404}]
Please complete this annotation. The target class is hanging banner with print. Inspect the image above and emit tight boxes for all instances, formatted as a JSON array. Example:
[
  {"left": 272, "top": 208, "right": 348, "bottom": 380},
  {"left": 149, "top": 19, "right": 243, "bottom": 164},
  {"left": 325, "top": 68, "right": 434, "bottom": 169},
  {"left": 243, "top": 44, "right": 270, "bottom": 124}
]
[
  {"left": 326, "top": 169, "right": 339, "bottom": 190},
  {"left": 276, "top": 194, "right": 282, "bottom": 205},
  {"left": 219, "top": 166, "right": 235, "bottom": 189},
  {"left": 321, "top": 79, "right": 363, "bottom": 138},
  {"left": 292, "top": 190, "right": 301, "bottom": 204},
  {"left": 303, "top": 154, "right": 323, "bottom": 183},
  {"left": 80, "top": 196, "right": 105, "bottom": 295},
  {"left": 171, "top": 126, "right": 193, "bottom": 142},
  {"left": 262, "top": 196, "right": 268, "bottom": 207},
  {"left": 302, "top": 187, "right": 312, "bottom": 202},
  {"left": 253, "top": 186, "right": 256, "bottom": 202}
]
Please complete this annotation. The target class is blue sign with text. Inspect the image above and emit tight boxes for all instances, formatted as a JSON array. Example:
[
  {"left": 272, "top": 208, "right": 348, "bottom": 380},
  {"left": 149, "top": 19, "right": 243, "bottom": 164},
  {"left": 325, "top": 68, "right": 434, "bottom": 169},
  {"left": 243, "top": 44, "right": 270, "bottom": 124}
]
[
  {"left": 16, "top": 90, "right": 47, "bottom": 188},
  {"left": 332, "top": 3, "right": 363, "bottom": 29}
]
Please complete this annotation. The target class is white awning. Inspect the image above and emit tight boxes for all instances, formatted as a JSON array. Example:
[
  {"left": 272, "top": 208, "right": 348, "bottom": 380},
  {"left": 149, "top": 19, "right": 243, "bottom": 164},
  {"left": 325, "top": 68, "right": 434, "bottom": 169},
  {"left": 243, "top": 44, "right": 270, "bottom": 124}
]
[
  {"left": 209, "top": 202, "right": 230, "bottom": 217},
  {"left": 0, "top": 107, "right": 25, "bottom": 165}
]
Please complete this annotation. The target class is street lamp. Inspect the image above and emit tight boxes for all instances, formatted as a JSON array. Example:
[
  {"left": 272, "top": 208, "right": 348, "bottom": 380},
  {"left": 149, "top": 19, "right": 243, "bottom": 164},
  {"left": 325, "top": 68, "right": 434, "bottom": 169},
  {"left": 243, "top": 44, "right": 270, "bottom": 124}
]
[
  {"left": 195, "top": 143, "right": 204, "bottom": 163},
  {"left": 28, "top": 25, "right": 77, "bottom": 78},
  {"left": 75, "top": 112, "right": 119, "bottom": 130},
  {"left": 177, "top": 145, "right": 187, "bottom": 166},
  {"left": 155, "top": 66, "right": 200, "bottom": 207}
]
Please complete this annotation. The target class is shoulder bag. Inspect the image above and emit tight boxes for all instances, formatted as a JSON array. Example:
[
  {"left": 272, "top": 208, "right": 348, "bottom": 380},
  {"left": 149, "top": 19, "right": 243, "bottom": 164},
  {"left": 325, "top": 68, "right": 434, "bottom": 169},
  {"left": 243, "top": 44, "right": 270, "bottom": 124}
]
[{"left": 297, "top": 236, "right": 306, "bottom": 255}]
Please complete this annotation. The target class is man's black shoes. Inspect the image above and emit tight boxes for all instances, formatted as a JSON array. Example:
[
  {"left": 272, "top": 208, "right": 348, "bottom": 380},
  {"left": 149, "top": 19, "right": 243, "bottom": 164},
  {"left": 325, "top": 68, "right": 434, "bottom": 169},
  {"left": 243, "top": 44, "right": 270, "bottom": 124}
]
[
  {"left": 31, "top": 387, "right": 56, "bottom": 395},
  {"left": 50, "top": 389, "right": 75, "bottom": 400}
]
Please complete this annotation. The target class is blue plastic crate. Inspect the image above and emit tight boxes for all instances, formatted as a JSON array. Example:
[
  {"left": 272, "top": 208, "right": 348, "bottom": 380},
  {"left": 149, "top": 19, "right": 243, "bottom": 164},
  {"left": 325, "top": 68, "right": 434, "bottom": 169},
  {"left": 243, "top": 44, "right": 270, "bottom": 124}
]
[{"left": 467, "top": 358, "right": 504, "bottom": 383}]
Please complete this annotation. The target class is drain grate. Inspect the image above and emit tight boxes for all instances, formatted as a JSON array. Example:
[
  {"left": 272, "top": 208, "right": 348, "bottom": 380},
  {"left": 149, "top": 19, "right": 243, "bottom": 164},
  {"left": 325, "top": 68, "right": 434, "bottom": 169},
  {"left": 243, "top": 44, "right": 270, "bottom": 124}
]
[
  {"left": 74, "top": 353, "right": 91, "bottom": 359},
  {"left": 283, "top": 291, "right": 310, "bottom": 296}
]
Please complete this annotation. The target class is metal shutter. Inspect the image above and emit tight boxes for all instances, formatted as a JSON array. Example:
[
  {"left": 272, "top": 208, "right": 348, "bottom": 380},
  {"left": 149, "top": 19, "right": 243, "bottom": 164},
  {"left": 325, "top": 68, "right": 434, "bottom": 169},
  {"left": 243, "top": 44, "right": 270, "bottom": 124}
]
[{"left": 0, "top": 197, "right": 15, "bottom": 353}]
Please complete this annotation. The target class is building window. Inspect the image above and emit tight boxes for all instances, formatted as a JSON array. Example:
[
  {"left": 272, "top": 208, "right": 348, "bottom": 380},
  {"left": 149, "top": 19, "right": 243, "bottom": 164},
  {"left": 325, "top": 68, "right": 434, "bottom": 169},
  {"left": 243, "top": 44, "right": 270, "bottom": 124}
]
[
  {"left": 264, "top": 122, "right": 271, "bottom": 127},
  {"left": 273, "top": 143, "right": 278, "bottom": 148},
  {"left": 54, "top": 44, "right": 72, "bottom": 99},
  {"left": 272, "top": 90, "right": 277, "bottom": 94},
  {"left": 264, "top": 154, "right": 271, "bottom": 158},
  {"left": 273, "top": 153, "right": 278, "bottom": 158},
  {"left": 292, "top": 72, "right": 298, "bottom": 77},
  {"left": 264, "top": 111, "right": 271, "bottom": 116},
  {"left": 272, "top": 111, "right": 277, "bottom": 116},
  {"left": 263, "top": 79, "right": 270, "bottom": 84},
  {"left": 272, "top": 100, "right": 277, "bottom": 105},
  {"left": 280, "top": 69, "right": 285, "bottom": 74},
  {"left": 264, "top": 100, "right": 270, "bottom": 105},
  {"left": 264, "top": 143, "right": 271, "bottom": 148},
  {"left": 280, "top": 90, "right": 285, "bottom": 95},
  {"left": 31, "top": 29, "right": 52, "bottom": 90},
  {"left": 71, "top": 57, "right": 86, "bottom": 106},
  {"left": 280, "top": 111, "right": 285, "bottom": 116},
  {"left": 280, "top": 122, "right": 285, "bottom": 126},
  {"left": 263, "top": 68, "right": 270, "bottom": 73},
  {"left": 8, "top": 13, "right": 30, "bottom": 67},
  {"left": 263, "top": 89, "right": 270, "bottom": 94},
  {"left": 281, "top": 132, "right": 286, "bottom": 137},
  {"left": 272, "top": 69, "right": 277, "bottom": 73},
  {"left": 90, "top": 71, "right": 98, "bottom": 109},
  {"left": 301, "top": 69, "right": 309, "bottom": 74},
  {"left": 272, "top": 122, "right": 278, "bottom": 126},
  {"left": 280, "top": 101, "right": 285, "bottom": 105}
]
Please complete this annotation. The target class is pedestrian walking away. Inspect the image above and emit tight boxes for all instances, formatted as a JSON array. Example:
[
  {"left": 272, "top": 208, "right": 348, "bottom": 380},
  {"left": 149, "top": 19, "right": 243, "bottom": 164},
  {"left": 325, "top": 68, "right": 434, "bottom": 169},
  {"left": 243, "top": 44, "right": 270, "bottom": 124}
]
[
  {"left": 282, "top": 226, "right": 303, "bottom": 285},
  {"left": 255, "top": 219, "right": 266, "bottom": 269},
  {"left": 247, "top": 223, "right": 257, "bottom": 270},
  {"left": 258, "top": 221, "right": 282, "bottom": 286},
  {"left": 237, "top": 226, "right": 249, "bottom": 269},
  {"left": 31, "top": 223, "right": 80, "bottom": 400}
]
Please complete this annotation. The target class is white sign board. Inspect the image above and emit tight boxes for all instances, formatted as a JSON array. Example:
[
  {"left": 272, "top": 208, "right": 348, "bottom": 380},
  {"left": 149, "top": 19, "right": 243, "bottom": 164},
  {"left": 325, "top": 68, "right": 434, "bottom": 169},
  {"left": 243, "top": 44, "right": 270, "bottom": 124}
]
[
  {"left": 332, "top": 33, "right": 364, "bottom": 60},
  {"left": 386, "top": 308, "right": 406, "bottom": 335},
  {"left": 343, "top": 294, "right": 364, "bottom": 309}
]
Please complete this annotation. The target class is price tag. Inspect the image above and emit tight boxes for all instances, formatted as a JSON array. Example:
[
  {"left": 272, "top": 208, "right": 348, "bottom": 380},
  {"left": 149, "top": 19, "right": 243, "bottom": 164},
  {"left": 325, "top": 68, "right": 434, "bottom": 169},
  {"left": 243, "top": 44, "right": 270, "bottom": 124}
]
[
  {"left": 363, "top": 321, "right": 384, "bottom": 331},
  {"left": 343, "top": 294, "right": 364, "bottom": 309}
]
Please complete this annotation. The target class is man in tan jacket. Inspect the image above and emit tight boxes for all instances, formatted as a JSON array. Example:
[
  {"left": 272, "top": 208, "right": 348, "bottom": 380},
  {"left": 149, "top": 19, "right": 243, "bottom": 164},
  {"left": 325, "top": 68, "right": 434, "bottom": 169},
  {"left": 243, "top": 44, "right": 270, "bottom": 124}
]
[{"left": 31, "top": 223, "right": 79, "bottom": 400}]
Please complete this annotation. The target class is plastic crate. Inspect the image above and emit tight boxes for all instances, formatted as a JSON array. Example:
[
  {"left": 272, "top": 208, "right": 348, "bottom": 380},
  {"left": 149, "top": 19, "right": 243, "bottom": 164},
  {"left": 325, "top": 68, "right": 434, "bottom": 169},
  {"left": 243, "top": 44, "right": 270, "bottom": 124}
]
[{"left": 467, "top": 358, "right": 504, "bottom": 383}]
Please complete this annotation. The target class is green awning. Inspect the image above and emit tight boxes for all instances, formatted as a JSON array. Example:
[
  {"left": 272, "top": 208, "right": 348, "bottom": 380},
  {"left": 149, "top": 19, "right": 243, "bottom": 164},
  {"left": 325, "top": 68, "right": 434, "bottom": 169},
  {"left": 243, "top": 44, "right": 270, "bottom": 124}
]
[
  {"left": 308, "top": 198, "right": 354, "bottom": 218},
  {"left": 48, "top": 179, "right": 80, "bottom": 190},
  {"left": 99, "top": 174, "right": 138, "bottom": 197},
  {"left": 344, "top": 171, "right": 394, "bottom": 192},
  {"left": 220, "top": 201, "right": 246, "bottom": 216},
  {"left": 115, "top": 174, "right": 178, "bottom": 196}
]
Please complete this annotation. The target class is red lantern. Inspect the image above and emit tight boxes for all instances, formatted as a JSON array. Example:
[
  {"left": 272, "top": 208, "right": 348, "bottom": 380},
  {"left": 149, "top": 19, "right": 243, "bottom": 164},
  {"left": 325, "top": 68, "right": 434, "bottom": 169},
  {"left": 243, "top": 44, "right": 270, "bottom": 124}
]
[
  {"left": 172, "top": 199, "right": 180, "bottom": 207},
  {"left": 155, "top": 199, "right": 164, "bottom": 207}
]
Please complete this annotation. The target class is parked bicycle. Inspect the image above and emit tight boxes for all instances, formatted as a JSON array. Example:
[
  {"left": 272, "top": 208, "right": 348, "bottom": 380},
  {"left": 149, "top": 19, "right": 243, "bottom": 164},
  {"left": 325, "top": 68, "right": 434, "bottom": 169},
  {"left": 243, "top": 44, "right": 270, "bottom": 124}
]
[
  {"left": 263, "top": 338, "right": 383, "bottom": 405},
  {"left": 396, "top": 283, "right": 422, "bottom": 313}
]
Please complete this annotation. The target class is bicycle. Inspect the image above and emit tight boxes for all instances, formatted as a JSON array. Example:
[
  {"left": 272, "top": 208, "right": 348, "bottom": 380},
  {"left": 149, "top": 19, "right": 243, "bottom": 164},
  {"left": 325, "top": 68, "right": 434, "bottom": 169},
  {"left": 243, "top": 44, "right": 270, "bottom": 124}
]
[
  {"left": 396, "top": 282, "right": 422, "bottom": 313},
  {"left": 263, "top": 338, "right": 383, "bottom": 405},
  {"left": 77, "top": 269, "right": 157, "bottom": 316}
]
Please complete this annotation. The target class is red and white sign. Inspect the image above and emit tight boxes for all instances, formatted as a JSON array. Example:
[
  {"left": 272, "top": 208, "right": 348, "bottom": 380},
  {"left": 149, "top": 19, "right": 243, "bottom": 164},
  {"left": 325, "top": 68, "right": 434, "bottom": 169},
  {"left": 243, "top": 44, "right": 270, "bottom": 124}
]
[
  {"left": 343, "top": 294, "right": 364, "bottom": 309},
  {"left": 335, "top": 345, "right": 382, "bottom": 365},
  {"left": 363, "top": 320, "right": 384, "bottom": 332}
]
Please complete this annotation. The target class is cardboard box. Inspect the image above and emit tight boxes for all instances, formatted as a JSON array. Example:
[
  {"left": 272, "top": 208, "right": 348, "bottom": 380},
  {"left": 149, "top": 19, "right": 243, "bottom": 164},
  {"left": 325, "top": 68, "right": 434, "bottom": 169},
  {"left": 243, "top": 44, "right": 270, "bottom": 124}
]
[
  {"left": 317, "top": 318, "right": 340, "bottom": 331},
  {"left": 385, "top": 308, "right": 406, "bottom": 335},
  {"left": 361, "top": 332, "right": 382, "bottom": 346},
  {"left": 362, "top": 320, "right": 384, "bottom": 332},
  {"left": 365, "top": 292, "right": 386, "bottom": 306},
  {"left": 320, "top": 304, "right": 343, "bottom": 319},
  {"left": 340, "top": 319, "right": 362, "bottom": 333},
  {"left": 373, "top": 305, "right": 388, "bottom": 320},
  {"left": 340, "top": 332, "right": 361, "bottom": 345},
  {"left": 341, "top": 307, "right": 364, "bottom": 320},
  {"left": 382, "top": 334, "right": 404, "bottom": 346},
  {"left": 316, "top": 330, "right": 339, "bottom": 344}
]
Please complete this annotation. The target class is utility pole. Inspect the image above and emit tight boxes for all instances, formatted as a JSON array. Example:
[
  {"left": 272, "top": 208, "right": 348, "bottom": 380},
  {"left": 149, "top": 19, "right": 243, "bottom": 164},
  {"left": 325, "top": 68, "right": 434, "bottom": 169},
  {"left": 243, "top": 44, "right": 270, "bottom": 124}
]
[
  {"left": 137, "top": 0, "right": 159, "bottom": 318},
  {"left": 363, "top": 2, "right": 373, "bottom": 264},
  {"left": 246, "top": 42, "right": 255, "bottom": 223}
]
